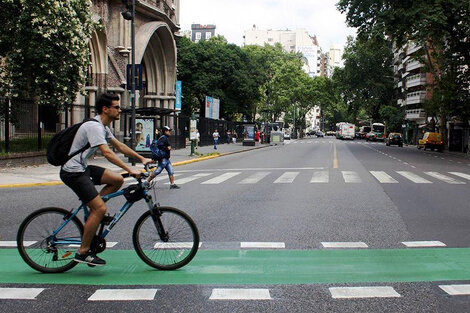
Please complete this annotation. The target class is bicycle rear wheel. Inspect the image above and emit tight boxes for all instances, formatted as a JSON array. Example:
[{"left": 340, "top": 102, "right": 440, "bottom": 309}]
[
  {"left": 17, "top": 207, "right": 83, "bottom": 273},
  {"left": 133, "top": 206, "right": 199, "bottom": 270}
]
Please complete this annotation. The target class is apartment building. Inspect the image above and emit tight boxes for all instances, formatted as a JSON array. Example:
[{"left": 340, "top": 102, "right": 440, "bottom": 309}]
[
  {"left": 326, "top": 44, "right": 344, "bottom": 77},
  {"left": 394, "top": 41, "right": 434, "bottom": 145},
  {"left": 191, "top": 24, "right": 216, "bottom": 43}
]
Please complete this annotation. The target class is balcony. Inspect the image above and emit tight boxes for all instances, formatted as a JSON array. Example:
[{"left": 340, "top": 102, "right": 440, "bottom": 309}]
[
  {"left": 406, "top": 91, "right": 427, "bottom": 105},
  {"left": 406, "top": 74, "right": 427, "bottom": 88},
  {"left": 406, "top": 60, "right": 425, "bottom": 72},
  {"left": 407, "top": 42, "right": 422, "bottom": 55},
  {"left": 405, "top": 108, "right": 426, "bottom": 121}
]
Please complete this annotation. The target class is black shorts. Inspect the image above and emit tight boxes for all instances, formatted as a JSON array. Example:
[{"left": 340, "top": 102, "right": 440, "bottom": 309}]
[{"left": 60, "top": 165, "right": 106, "bottom": 203}]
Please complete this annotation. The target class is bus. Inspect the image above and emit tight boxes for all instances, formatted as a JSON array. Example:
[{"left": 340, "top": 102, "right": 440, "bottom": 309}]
[
  {"left": 371, "top": 123, "right": 386, "bottom": 141},
  {"left": 336, "top": 122, "right": 355, "bottom": 140},
  {"left": 358, "top": 126, "right": 371, "bottom": 139}
]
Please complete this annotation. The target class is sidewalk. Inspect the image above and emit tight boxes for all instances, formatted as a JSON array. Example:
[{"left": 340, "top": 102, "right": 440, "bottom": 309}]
[{"left": 0, "top": 142, "right": 269, "bottom": 188}]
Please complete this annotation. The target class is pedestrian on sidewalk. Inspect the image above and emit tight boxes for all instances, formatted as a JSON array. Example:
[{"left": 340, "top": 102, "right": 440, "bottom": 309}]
[
  {"left": 148, "top": 126, "right": 180, "bottom": 189},
  {"left": 213, "top": 129, "right": 220, "bottom": 150},
  {"left": 232, "top": 130, "right": 237, "bottom": 144},
  {"left": 196, "top": 129, "right": 200, "bottom": 149},
  {"left": 59, "top": 93, "right": 152, "bottom": 266},
  {"left": 226, "top": 130, "right": 231, "bottom": 144}
]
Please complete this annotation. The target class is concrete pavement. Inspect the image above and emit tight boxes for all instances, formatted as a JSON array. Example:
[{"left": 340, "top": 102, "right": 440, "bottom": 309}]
[{"left": 0, "top": 142, "right": 269, "bottom": 188}]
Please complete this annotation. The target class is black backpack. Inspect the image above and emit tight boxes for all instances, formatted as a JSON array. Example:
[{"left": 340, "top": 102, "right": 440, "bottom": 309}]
[{"left": 46, "top": 119, "right": 100, "bottom": 166}]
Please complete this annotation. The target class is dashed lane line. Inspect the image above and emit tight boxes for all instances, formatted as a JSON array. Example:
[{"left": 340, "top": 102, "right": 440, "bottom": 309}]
[
  {"left": 329, "top": 286, "right": 401, "bottom": 299},
  {"left": 209, "top": 288, "right": 272, "bottom": 300},
  {"left": 88, "top": 289, "right": 158, "bottom": 301}
]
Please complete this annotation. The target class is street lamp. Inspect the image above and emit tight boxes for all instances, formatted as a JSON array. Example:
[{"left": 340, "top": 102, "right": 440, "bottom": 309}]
[{"left": 122, "top": 0, "right": 136, "bottom": 164}]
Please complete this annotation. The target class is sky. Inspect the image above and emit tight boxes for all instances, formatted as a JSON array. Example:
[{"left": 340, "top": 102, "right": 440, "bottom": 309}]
[{"left": 179, "top": 0, "right": 357, "bottom": 52}]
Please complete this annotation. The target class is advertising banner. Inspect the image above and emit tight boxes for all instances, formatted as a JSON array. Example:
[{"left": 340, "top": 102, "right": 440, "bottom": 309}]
[
  {"left": 205, "top": 96, "right": 220, "bottom": 119},
  {"left": 135, "top": 118, "right": 155, "bottom": 152},
  {"left": 175, "top": 80, "right": 182, "bottom": 111}
]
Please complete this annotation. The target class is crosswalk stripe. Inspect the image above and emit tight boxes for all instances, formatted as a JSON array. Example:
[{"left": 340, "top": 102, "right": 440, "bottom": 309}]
[
  {"left": 396, "top": 171, "right": 432, "bottom": 183},
  {"left": 201, "top": 172, "right": 241, "bottom": 184},
  {"left": 370, "top": 171, "right": 398, "bottom": 183},
  {"left": 0, "top": 288, "right": 45, "bottom": 299},
  {"left": 321, "top": 242, "right": 368, "bottom": 249},
  {"left": 240, "top": 242, "right": 285, "bottom": 249},
  {"left": 310, "top": 171, "right": 329, "bottom": 183},
  {"left": 439, "top": 285, "right": 470, "bottom": 295},
  {"left": 88, "top": 289, "right": 158, "bottom": 301},
  {"left": 173, "top": 173, "right": 212, "bottom": 185},
  {"left": 342, "top": 171, "right": 362, "bottom": 183},
  {"left": 0, "top": 241, "right": 36, "bottom": 247},
  {"left": 238, "top": 172, "right": 271, "bottom": 184},
  {"left": 402, "top": 241, "right": 446, "bottom": 248},
  {"left": 273, "top": 172, "right": 299, "bottom": 183},
  {"left": 448, "top": 172, "right": 470, "bottom": 181},
  {"left": 424, "top": 172, "right": 465, "bottom": 184},
  {"left": 209, "top": 289, "right": 272, "bottom": 300},
  {"left": 329, "top": 287, "right": 401, "bottom": 299}
]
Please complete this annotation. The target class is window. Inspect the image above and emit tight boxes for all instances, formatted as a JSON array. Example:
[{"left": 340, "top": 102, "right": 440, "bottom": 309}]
[
  {"left": 205, "top": 32, "right": 212, "bottom": 40},
  {"left": 195, "top": 32, "right": 202, "bottom": 40}
]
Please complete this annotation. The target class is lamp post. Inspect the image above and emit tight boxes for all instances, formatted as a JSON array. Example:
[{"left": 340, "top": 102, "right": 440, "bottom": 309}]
[{"left": 122, "top": 0, "right": 136, "bottom": 164}]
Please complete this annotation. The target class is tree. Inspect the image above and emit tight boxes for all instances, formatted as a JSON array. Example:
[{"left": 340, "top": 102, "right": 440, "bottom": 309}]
[
  {"left": 0, "top": 0, "right": 95, "bottom": 116},
  {"left": 332, "top": 33, "right": 395, "bottom": 122}
]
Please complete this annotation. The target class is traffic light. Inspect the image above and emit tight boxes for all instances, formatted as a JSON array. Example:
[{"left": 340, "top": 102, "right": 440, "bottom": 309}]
[{"left": 121, "top": 0, "right": 133, "bottom": 20}]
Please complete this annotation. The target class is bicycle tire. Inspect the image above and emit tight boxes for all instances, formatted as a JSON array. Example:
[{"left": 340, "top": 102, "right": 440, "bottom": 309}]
[
  {"left": 133, "top": 206, "right": 199, "bottom": 270},
  {"left": 17, "top": 207, "right": 83, "bottom": 273}
]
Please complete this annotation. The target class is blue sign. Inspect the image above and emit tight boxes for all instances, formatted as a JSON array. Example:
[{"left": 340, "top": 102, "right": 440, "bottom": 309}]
[
  {"left": 126, "top": 64, "right": 143, "bottom": 90},
  {"left": 175, "top": 80, "right": 182, "bottom": 111}
]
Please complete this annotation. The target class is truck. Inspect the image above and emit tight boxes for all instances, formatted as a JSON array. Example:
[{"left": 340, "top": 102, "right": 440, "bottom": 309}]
[{"left": 336, "top": 122, "right": 355, "bottom": 140}]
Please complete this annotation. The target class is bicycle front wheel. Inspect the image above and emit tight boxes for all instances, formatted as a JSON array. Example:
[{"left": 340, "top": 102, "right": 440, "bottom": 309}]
[
  {"left": 133, "top": 206, "right": 199, "bottom": 270},
  {"left": 17, "top": 207, "right": 83, "bottom": 273}
]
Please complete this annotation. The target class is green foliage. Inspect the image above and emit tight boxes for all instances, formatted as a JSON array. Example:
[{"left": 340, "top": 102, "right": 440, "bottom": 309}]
[
  {"left": 0, "top": 0, "right": 95, "bottom": 113},
  {"left": 332, "top": 33, "right": 395, "bottom": 122},
  {"left": 379, "top": 105, "right": 404, "bottom": 133}
]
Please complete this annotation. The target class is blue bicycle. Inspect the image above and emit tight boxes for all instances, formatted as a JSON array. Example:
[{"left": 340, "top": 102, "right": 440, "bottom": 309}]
[{"left": 16, "top": 165, "right": 199, "bottom": 273}]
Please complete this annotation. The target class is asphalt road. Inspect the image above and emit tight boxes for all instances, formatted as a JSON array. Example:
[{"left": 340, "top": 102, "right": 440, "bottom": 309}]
[{"left": 1, "top": 137, "right": 470, "bottom": 312}]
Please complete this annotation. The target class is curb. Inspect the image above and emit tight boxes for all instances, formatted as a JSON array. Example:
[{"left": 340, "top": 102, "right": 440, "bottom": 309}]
[{"left": 0, "top": 144, "right": 270, "bottom": 189}]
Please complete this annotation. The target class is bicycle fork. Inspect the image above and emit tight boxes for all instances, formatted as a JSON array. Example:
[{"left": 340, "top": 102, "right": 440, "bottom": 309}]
[{"left": 146, "top": 198, "right": 169, "bottom": 242}]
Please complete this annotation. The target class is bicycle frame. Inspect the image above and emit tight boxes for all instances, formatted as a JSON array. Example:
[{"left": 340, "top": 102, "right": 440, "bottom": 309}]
[{"left": 50, "top": 184, "right": 156, "bottom": 246}]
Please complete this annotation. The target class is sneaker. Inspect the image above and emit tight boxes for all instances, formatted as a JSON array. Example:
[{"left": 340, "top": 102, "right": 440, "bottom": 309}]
[
  {"left": 74, "top": 252, "right": 106, "bottom": 266},
  {"left": 170, "top": 184, "right": 180, "bottom": 189}
]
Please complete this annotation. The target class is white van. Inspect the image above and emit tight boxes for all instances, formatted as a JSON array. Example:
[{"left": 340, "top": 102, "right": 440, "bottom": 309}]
[{"left": 340, "top": 123, "right": 355, "bottom": 140}]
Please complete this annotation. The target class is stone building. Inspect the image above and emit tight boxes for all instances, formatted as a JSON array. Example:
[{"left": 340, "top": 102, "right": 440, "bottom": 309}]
[{"left": 68, "top": 0, "right": 180, "bottom": 141}]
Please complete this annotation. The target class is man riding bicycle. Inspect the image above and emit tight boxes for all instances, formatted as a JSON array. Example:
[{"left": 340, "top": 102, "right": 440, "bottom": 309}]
[{"left": 60, "top": 93, "right": 152, "bottom": 266}]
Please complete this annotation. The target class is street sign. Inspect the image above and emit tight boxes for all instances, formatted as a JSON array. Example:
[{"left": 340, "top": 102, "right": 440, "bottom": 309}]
[{"left": 126, "top": 64, "right": 143, "bottom": 90}]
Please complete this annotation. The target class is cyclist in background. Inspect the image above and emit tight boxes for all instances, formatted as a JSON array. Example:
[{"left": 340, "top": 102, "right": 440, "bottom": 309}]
[{"left": 60, "top": 93, "right": 152, "bottom": 266}]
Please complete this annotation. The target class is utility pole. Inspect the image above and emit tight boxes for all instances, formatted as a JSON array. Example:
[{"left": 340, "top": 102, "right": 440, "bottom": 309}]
[{"left": 122, "top": 0, "right": 136, "bottom": 164}]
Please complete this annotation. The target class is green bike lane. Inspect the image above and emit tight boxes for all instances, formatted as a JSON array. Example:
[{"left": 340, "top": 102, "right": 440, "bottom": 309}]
[{"left": 1, "top": 248, "right": 470, "bottom": 285}]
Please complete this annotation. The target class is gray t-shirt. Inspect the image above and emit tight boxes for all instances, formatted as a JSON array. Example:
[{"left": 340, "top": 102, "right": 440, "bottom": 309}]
[{"left": 62, "top": 115, "right": 115, "bottom": 172}]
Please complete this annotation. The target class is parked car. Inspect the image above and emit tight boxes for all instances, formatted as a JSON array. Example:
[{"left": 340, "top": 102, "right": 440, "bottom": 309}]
[
  {"left": 326, "top": 131, "right": 336, "bottom": 136},
  {"left": 315, "top": 131, "right": 324, "bottom": 138},
  {"left": 418, "top": 132, "right": 444, "bottom": 151},
  {"left": 283, "top": 133, "right": 291, "bottom": 140},
  {"left": 385, "top": 133, "right": 403, "bottom": 147},
  {"left": 365, "top": 132, "right": 377, "bottom": 141}
]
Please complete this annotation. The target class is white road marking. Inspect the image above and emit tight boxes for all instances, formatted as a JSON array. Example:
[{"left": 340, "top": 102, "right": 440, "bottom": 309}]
[
  {"left": 396, "top": 171, "right": 432, "bottom": 183},
  {"left": 439, "top": 285, "right": 470, "bottom": 295},
  {"left": 310, "top": 171, "right": 329, "bottom": 183},
  {"left": 402, "top": 241, "right": 446, "bottom": 248},
  {"left": 240, "top": 242, "right": 285, "bottom": 249},
  {"left": 424, "top": 172, "right": 465, "bottom": 184},
  {"left": 0, "top": 241, "right": 36, "bottom": 247},
  {"left": 341, "top": 171, "right": 362, "bottom": 183},
  {"left": 0, "top": 288, "right": 45, "bottom": 300},
  {"left": 209, "top": 289, "right": 272, "bottom": 300},
  {"left": 154, "top": 242, "right": 202, "bottom": 249},
  {"left": 449, "top": 172, "right": 470, "bottom": 181},
  {"left": 273, "top": 172, "right": 299, "bottom": 183},
  {"left": 178, "top": 167, "right": 324, "bottom": 173},
  {"left": 370, "top": 171, "right": 398, "bottom": 183},
  {"left": 238, "top": 172, "right": 271, "bottom": 184},
  {"left": 201, "top": 172, "right": 241, "bottom": 184},
  {"left": 88, "top": 289, "right": 158, "bottom": 301},
  {"left": 321, "top": 242, "right": 368, "bottom": 249},
  {"left": 67, "top": 242, "right": 118, "bottom": 248},
  {"left": 329, "top": 287, "right": 401, "bottom": 299},
  {"left": 173, "top": 173, "right": 212, "bottom": 185}
]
